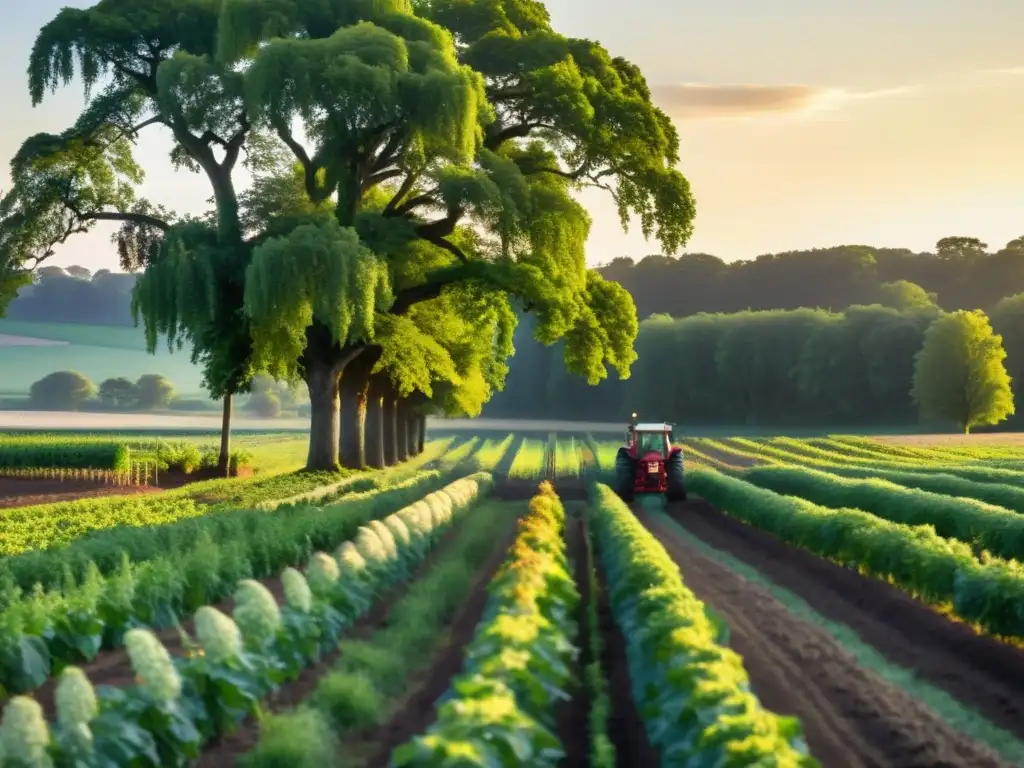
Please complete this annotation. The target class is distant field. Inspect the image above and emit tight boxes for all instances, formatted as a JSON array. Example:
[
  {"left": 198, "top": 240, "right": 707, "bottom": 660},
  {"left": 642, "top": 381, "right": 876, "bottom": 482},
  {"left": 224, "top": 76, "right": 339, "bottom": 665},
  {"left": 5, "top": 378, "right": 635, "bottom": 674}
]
[{"left": 0, "top": 319, "right": 206, "bottom": 395}]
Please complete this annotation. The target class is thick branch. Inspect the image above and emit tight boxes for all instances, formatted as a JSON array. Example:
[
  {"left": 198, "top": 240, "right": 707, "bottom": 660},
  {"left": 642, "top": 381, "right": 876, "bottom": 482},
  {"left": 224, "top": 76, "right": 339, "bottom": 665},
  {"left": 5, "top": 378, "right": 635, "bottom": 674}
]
[
  {"left": 274, "top": 123, "right": 325, "bottom": 202},
  {"left": 382, "top": 172, "right": 419, "bottom": 215},
  {"left": 221, "top": 113, "right": 250, "bottom": 173},
  {"left": 64, "top": 199, "right": 170, "bottom": 232},
  {"left": 363, "top": 167, "right": 404, "bottom": 191}
]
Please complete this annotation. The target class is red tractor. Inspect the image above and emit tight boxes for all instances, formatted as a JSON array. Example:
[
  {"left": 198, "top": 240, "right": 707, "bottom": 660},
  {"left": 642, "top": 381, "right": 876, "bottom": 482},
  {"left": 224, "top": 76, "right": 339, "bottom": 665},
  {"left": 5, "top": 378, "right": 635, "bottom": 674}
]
[{"left": 613, "top": 414, "right": 687, "bottom": 502}]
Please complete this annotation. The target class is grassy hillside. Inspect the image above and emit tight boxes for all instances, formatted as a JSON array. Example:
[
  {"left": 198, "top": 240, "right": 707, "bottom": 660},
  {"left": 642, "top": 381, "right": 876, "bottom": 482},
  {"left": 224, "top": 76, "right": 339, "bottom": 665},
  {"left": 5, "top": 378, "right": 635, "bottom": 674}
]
[{"left": 0, "top": 320, "right": 206, "bottom": 396}]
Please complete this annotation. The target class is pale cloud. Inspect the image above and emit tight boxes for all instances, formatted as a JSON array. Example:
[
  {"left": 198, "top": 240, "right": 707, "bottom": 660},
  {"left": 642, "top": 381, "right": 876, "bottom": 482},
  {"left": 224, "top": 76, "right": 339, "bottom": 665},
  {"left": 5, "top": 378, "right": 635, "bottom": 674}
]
[
  {"left": 652, "top": 83, "right": 920, "bottom": 120},
  {"left": 978, "top": 66, "right": 1024, "bottom": 76}
]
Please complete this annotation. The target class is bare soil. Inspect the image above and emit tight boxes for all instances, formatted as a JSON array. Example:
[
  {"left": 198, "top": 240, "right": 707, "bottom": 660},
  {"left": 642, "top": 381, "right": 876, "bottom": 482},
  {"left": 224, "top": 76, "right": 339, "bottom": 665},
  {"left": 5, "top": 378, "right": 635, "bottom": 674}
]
[
  {"left": 667, "top": 499, "right": 1024, "bottom": 740},
  {"left": 0, "top": 476, "right": 164, "bottom": 508},
  {"left": 0, "top": 466, "right": 251, "bottom": 509},
  {"left": 554, "top": 513, "right": 590, "bottom": 768},
  {"left": 645, "top": 502, "right": 1016, "bottom": 768},
  {"left": 358, "top": 523, "right": 518, "bottom": 767},
  {"left": 592, "top": 543, "right": 660, "bottom": 767}
]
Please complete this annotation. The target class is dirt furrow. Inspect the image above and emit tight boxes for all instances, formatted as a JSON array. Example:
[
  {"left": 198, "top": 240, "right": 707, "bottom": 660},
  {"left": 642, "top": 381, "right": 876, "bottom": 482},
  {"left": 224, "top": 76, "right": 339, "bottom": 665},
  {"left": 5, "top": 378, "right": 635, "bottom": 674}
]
[
  {"left": 555, "top": 513, "right": 590, "bottom": 768},
  {"left": 641, "top": 506, "right": 1011, "bottom": 768},
  {"left": 666, "top": 498, "right": 1024, "bottom": 739},
  {"left": 591, "top": 545, "right": 660, "bottom": 767}
]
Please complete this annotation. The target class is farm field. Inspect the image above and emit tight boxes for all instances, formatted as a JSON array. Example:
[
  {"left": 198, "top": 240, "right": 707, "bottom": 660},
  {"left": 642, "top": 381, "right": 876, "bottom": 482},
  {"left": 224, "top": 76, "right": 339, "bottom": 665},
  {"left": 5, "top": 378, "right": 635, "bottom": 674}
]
[{"left": 0, "top": 428, "right": 1023, "bottom": 765}]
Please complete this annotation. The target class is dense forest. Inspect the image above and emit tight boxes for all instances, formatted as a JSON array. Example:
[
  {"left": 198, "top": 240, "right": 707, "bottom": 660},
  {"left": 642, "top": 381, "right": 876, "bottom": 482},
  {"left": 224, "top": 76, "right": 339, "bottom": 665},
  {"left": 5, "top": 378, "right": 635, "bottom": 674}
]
[
  {"left": 8, "top": 236, "right": 1023, "bottom": 328},
  {"left": 486, "top": 279, "right": 1024, "bottom": 431}
]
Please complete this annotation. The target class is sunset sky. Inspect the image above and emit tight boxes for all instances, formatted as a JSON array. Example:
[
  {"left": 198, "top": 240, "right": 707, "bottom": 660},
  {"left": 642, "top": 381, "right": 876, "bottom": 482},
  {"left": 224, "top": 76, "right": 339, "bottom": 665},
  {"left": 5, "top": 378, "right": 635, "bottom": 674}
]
[{"left": 1, "top": 0, "right": 1022, "bottom": 272}]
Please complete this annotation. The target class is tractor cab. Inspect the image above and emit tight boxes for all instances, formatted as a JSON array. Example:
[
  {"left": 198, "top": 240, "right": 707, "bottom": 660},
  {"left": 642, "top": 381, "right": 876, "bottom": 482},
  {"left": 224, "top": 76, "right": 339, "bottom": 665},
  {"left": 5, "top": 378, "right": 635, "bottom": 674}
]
[{"left": 613, "top": 413, "right": 687, "bottom": 503}]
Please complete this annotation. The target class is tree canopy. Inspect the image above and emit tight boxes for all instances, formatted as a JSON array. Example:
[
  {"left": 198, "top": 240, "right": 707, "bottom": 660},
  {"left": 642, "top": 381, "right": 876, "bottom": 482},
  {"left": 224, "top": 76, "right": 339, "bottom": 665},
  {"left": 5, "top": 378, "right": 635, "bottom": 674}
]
[{"left": 4, "top": 0, "right": 685, "bottom": 468}]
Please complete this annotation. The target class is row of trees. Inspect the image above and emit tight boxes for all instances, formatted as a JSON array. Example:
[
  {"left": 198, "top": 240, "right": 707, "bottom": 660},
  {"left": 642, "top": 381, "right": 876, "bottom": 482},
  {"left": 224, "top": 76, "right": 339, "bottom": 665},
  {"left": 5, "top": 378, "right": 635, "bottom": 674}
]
[
  {"left": 486, "top": 284, "right": 1021, "bottom": 432},
  {"left": 10, "top": 235, "right": 1024, "bottom": 329},
  {"left": 0, "top": 0, "right": 690, "bottom": 471},
  {"left": 29, "top": 372, "right": 177, "bottom": 411},
  {"left": 603, "top": 237, "right": 1024, "bottom": 320}
]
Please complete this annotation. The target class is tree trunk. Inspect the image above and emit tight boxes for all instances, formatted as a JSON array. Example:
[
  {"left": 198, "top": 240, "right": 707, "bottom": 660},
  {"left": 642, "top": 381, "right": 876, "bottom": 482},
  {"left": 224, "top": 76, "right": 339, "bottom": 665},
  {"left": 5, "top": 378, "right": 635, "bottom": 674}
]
[
  {"left": 338, "top": 351, "right": 378, "bottom": 469},
  {"left": 304, "top": 358, "right": 343, "bottom": 471},
  {"left": 396, "top": 400, "right": 410, "bottom": 462},
  {"left": 365, "top": 375, "right": 386, "bottom": 469},
  {"left": 417, "top": 414, "right": 426, "bottom": 454},
  {"left": 408, "top": 410, "right": 420, "bottom": 457},
  {"left": 217, "top": 392, "right": 233, "bottom": 476},
  {"left": 382, "top": 384, "right": 398, "bottom": 466}
]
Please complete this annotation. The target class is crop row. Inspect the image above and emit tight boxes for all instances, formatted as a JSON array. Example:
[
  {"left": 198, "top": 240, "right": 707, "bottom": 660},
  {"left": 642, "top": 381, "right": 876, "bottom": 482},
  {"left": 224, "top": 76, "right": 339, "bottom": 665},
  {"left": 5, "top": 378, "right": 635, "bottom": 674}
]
[
  {"left": 689, "top": 469, "right": 1024, "bottom": 638},
  {"left": 0, "top": 440, "right": 453, "bottom": 588},
  {"left": 709, "top": 436, "right": 1024, "bottom": 488},
  {"left": 589, "top": 483, "right": 817, "bottom": 764},
  {"left": 0, "top": 470, "right": 460, "bottom": 696},
  {"left": 392, "top": 481, "right": 579, "bottom": 764},
  {"left": 239, "top": 494, "right": 518, "bottom": 765},
  {"left": 743, "top": 465, "right": 1024, "bottom": 561},
  {"left": 0, "top": 473, "right": 493, "bottom": 766},
  {"left": 508, "top": 438, "right": 546, "bottom": 479}
]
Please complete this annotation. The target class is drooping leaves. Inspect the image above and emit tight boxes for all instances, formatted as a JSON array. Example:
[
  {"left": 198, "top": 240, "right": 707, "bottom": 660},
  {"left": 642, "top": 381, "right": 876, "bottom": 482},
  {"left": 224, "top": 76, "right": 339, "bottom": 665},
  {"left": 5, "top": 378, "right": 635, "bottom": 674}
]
[{"left": 244, "top": 218, "right": 393, "bottom": 378}]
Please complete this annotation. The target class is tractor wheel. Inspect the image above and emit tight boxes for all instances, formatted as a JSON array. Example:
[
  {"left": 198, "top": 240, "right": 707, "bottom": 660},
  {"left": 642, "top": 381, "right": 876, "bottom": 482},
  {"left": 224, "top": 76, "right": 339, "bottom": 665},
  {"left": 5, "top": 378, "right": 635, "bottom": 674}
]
[
  {"left": 614, "top": 447, "right": 635, "bottom": 502},
  {"left": 666, "top": 451, "right": 687, "bottom": 502}
]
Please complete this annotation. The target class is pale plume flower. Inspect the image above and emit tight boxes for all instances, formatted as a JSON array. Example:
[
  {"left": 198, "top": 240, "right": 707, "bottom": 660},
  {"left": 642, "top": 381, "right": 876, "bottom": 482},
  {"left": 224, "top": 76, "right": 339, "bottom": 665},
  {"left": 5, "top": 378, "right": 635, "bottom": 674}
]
[
  {"left": 282, "top": 567, "right": 313, "bottom": 612},
  {"left": 125, "top": 628, "right": 181, "bottom": 702},
  {"left": 195, "top": 606, "right": 244, "bottom": 663},
  {"left": 233, "top": 580, "right": 282, "bottom": 645},
  {"left": 0, "top": 696, "right": 53, "bottom": 767},
  {"left": 55, "top": 667, "right": 98, "bottom": 727}
]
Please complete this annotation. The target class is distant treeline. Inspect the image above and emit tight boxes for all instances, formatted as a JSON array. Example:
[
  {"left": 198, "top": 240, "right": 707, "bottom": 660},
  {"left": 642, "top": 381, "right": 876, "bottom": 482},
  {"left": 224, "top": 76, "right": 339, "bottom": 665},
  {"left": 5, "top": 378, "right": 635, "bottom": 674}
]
[
  {"left": 486, "top": 291, "right": 1024, "bottom": 430},
  {"left": 603, "top": 238, "right": 1024, "bottom": 319},
  {"left": 10, "top": 236, "right": 1024, "bottom": 327}
]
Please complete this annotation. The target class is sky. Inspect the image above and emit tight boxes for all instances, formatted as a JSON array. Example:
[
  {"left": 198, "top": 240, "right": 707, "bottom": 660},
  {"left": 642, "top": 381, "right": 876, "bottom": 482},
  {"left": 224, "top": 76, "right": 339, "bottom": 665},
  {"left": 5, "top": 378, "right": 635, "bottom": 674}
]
[{"left": 1, "top": 0, "right": 1023, "bottom": 272}]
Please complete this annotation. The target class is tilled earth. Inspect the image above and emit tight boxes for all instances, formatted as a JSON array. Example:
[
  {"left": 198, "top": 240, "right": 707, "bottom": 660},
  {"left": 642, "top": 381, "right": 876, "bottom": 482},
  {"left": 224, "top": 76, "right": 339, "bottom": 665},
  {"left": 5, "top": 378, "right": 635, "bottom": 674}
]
[{"left": 640, "top": 502, "right": 1018, "bottom": 768}]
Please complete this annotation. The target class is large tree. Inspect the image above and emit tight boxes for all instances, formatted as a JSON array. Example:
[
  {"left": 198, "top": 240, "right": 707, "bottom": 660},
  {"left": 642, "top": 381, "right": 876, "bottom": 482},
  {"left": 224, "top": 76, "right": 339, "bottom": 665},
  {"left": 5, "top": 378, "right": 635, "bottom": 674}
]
[
  {"left": 224, "top": 0, "right": 686, "bottom": 468},
  {"left": 4, "top": 0, "right": 279, "bottom": 473}
]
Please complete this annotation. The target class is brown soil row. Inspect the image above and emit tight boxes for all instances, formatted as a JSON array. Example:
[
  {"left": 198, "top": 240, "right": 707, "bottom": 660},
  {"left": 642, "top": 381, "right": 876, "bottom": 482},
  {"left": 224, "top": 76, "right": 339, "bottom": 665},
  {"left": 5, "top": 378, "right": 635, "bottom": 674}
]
[
  {"left": 591, "top": 524, "right": 660, "bottom": 767},
  {"left": 0, "top": 467, "right": 250, "bottom": 508},
  {"left": 669, "top": 499, "right": 1024, "bottom": 739},
  {"left": 555, "top": 514, "right": 590, "bottom": 768},
  {"left": 644, "top": 501, "right": 1019, "bottom": 768}
]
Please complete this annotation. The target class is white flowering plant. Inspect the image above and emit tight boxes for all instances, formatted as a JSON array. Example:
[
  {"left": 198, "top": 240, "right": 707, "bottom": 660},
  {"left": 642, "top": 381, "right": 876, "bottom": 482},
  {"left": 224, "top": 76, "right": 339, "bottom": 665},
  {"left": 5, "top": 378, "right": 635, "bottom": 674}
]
[{"left": 176, "top": 608, "right": 266, "bottom": 739}]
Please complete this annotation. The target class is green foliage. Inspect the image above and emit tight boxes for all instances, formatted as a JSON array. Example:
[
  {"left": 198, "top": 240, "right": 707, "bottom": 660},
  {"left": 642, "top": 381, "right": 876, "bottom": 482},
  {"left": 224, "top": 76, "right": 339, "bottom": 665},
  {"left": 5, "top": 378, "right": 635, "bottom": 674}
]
[
  {"left": 589, "top": 483, "right": 817, "bottom": 764},
  {"left": 0, "top": 470, "right": 464, "bottom": 696},
  {"left": 689, "top": 468, "right": 1024, "bottom": 638},
  {"left": 245, "top": 219, "right": 393, "bottom": 378},
  {"left": 911, "top": 310, "right": 1014, "bottom": 432},
  {"left": 878, "top": 280, "right": 938, "bottom": 312},
  {"left": 742, "top": 465, "right": 1024, "bottom": 563},
  {"left": 392, "top": 483, "right": 577, "bottom": 766},
  {"left": 28, "top": 371, "right": 96, "bottom": 410},
  {"left": 98, "top": 377, "right": 138, "bottom": 409},
  {"left": 247, "top": 389, "right": 282, "bottom": 418},
  {"left": 134, "top": 374, "right": 176, "bottom": 410}
]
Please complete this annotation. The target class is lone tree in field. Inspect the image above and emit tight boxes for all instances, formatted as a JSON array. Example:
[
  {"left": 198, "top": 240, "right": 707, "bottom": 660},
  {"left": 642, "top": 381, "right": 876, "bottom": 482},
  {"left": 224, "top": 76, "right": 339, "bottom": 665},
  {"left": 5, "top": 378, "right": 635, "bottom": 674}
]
[
  {"left": 220, "top": 0, "right": 685, "bottom": 467},
  {"left": 911, "top": 310, "right": 1014, "bottom": 433}
]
